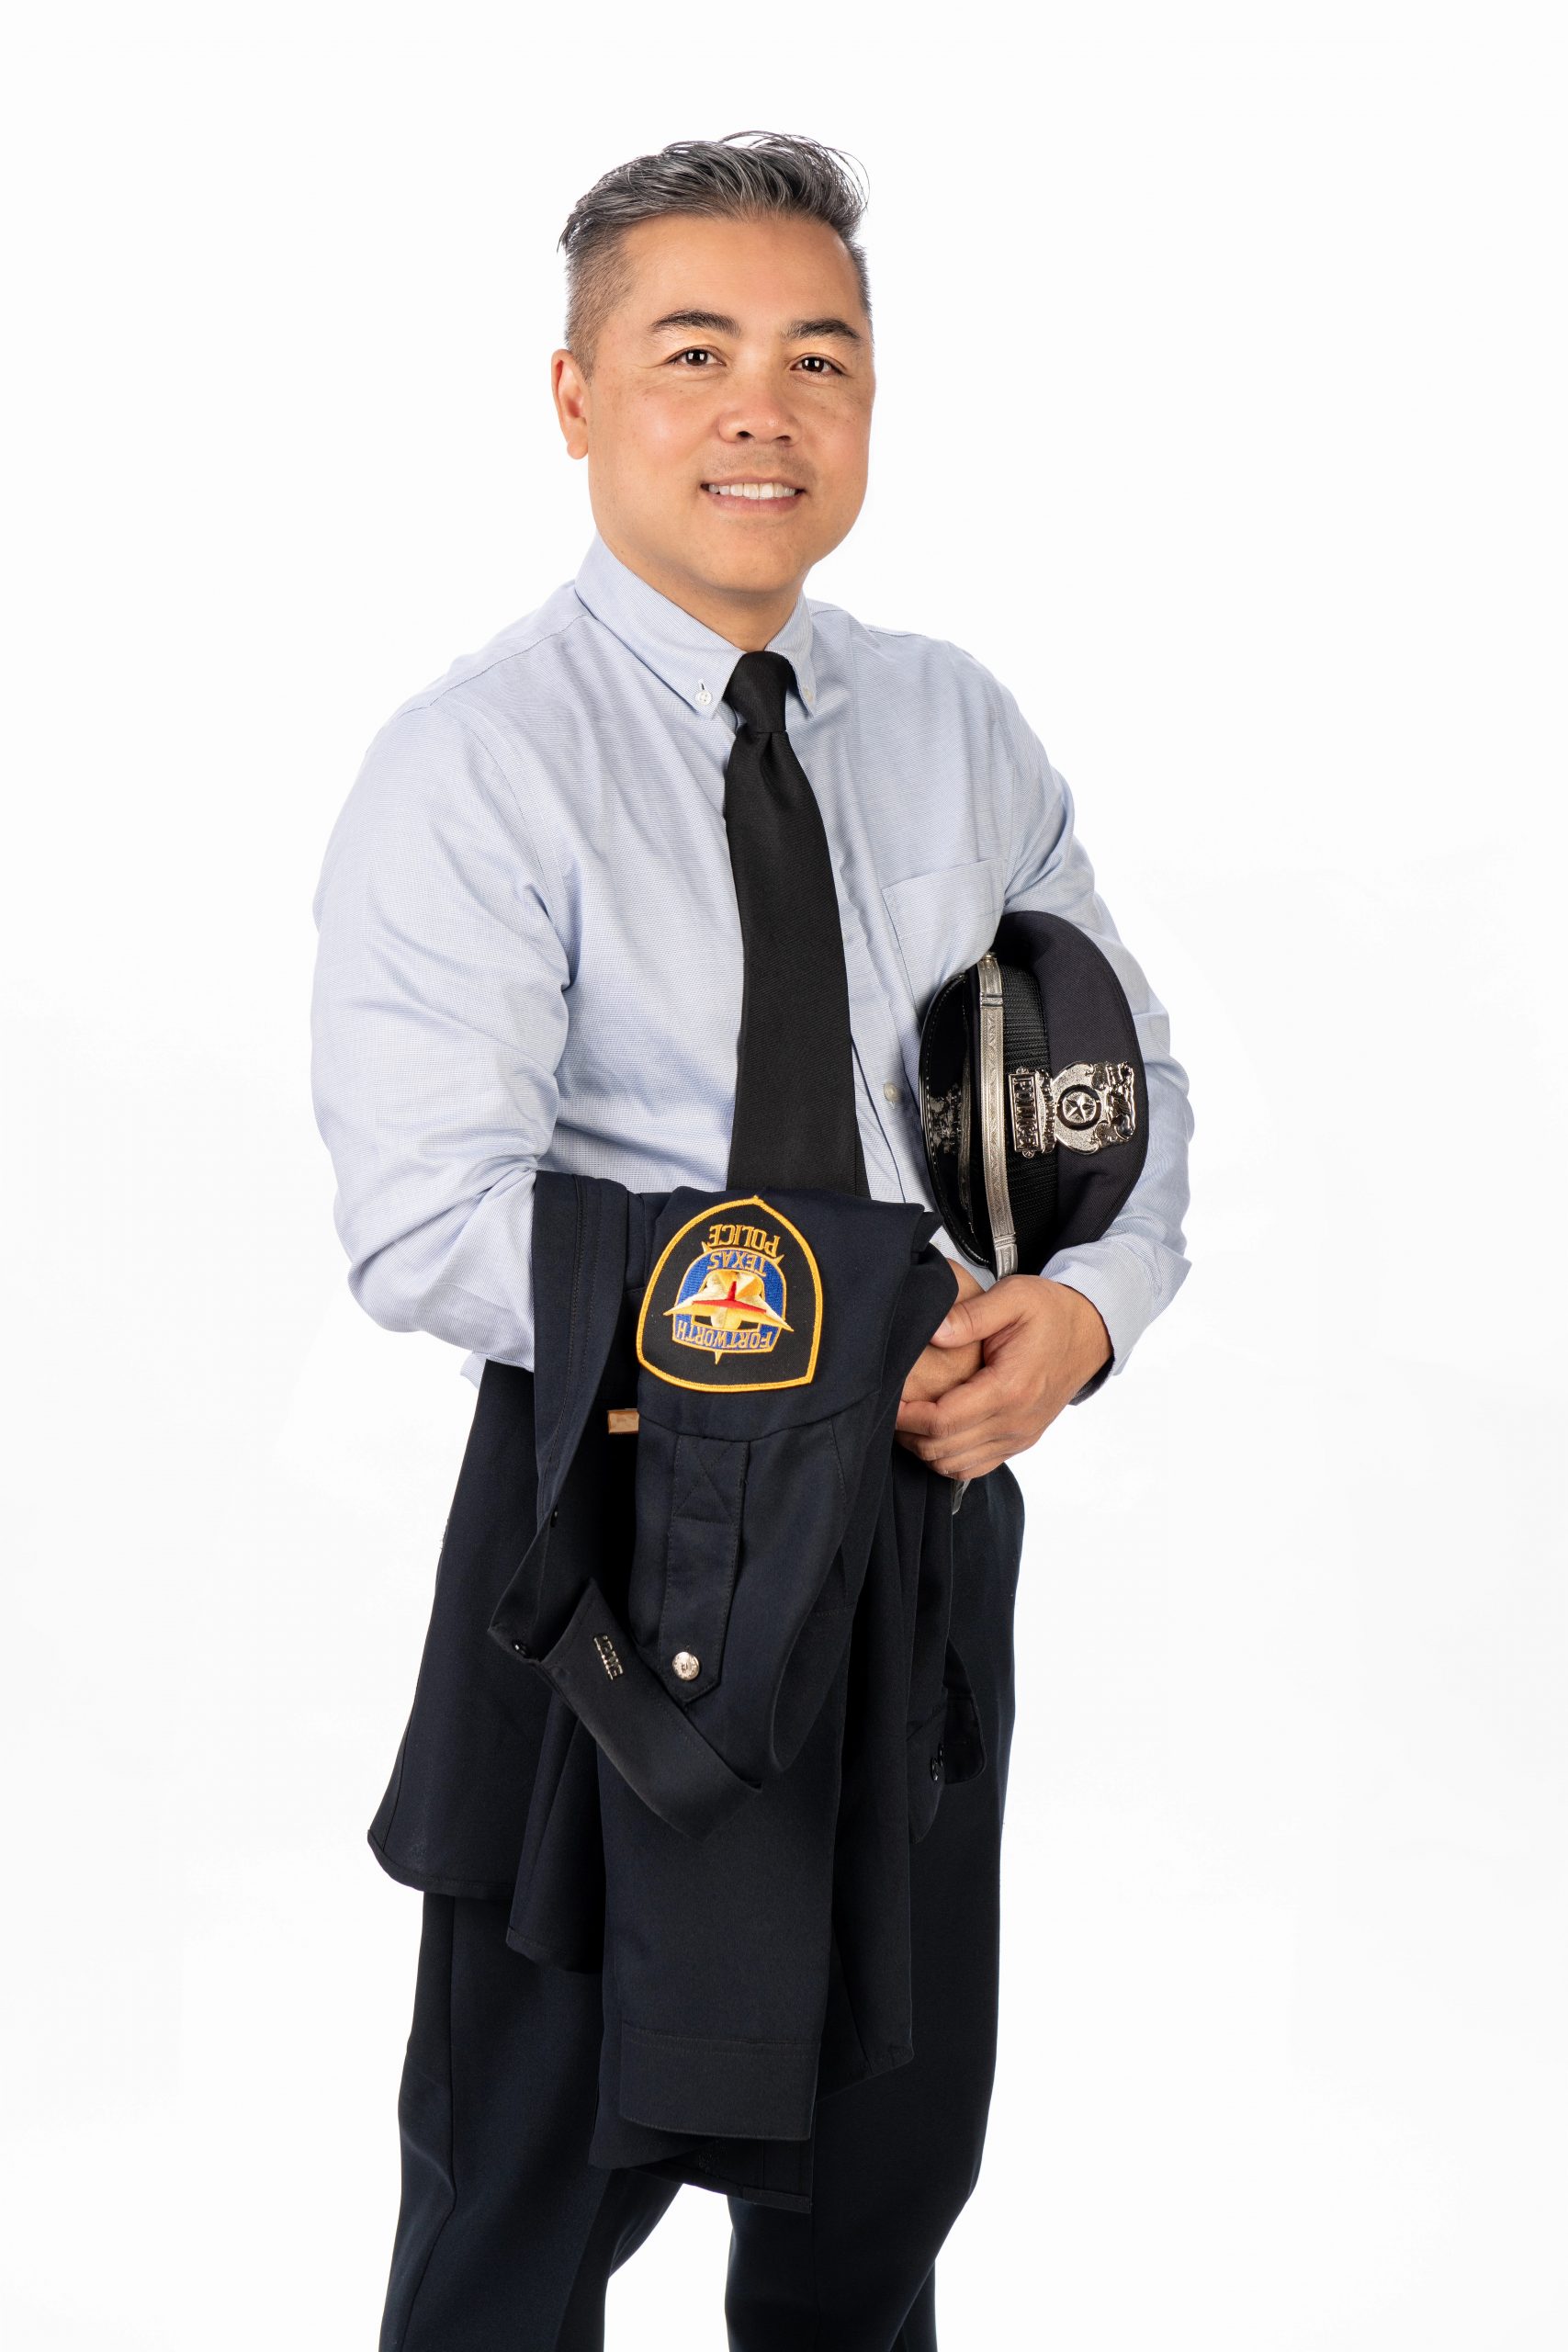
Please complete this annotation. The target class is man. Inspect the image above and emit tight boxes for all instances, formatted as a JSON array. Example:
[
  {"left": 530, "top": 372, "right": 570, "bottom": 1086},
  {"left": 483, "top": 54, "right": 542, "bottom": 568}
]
[{"left": 311, "top": 130, "right": 1191, "bottom": 2352}]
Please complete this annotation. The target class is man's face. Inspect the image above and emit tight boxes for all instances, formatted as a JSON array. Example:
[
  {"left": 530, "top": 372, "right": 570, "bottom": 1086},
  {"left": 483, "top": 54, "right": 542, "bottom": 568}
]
[{"left": 552, "top": 210, "right": 875, "bottom": 638}]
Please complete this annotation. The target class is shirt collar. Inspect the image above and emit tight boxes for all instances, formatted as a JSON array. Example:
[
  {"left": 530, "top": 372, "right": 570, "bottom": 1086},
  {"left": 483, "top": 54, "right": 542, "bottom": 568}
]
[{"left": 571, "top": 528, "right": 818, "bottom": 723}]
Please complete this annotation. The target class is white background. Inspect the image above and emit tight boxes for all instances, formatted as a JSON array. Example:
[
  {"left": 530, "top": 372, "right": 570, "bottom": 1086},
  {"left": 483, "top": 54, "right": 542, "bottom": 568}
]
[{"left": 4, "top": 5, "right": 1564, "bottom": 2346}]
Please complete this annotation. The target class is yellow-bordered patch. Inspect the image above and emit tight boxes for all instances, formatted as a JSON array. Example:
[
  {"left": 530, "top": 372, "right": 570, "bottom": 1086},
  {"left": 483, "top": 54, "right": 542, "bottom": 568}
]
[{"left": 635, "top": 1195, "right": 823, "bottom": 1393}]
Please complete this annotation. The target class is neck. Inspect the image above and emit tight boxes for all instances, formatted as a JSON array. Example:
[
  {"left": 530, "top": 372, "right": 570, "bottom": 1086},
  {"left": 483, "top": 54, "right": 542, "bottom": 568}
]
[{"left": 600, "top": 528, "right": 804, "bottom": 650}]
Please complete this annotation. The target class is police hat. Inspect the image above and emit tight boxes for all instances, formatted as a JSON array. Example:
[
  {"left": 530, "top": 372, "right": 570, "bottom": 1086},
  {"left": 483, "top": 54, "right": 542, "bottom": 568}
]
[{"left": 916, "top": 908, "right": 1148, "bottom": 1278}]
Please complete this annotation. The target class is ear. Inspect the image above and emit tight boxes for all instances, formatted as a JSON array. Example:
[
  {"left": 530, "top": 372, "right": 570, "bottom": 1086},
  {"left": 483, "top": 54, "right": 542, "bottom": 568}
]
[{"left": 551, "top": 348, "right": 591, "bottom": 459}]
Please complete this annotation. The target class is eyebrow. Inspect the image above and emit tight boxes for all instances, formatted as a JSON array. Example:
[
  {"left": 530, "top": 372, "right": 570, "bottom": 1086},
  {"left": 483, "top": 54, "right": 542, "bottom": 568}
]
[{"left": 644, "top": 308, "right": 864, "bottom": 346}]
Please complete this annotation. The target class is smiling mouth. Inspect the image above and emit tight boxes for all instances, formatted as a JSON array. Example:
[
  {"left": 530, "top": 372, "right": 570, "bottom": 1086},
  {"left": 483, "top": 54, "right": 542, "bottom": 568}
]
[{"left": 701, "top": 481, "right": 806, "bottom": 503}]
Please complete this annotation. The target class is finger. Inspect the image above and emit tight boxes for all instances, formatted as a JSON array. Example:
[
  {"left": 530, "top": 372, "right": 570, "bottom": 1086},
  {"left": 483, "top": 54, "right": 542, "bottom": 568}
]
[
  {"left": 901, "top": 1417, "right": 1023, "bottom": 1476},
  {"left": 897, "top": 1351, "right": 975, "bottom": 1409},
  {"left": 897, "top": 1363, "right": 1015, "bottom": 1440},
  {"left": 931, "top": 1448, "right": 1007, "bottom": 1482},
  {"left": 930, "top": 1275, "right": 1032, "bottom": 1347},
  {"left": 897, "top": 1408, "right": 1013, "bottom": 1461},
  {"left": 896, "top": 1394, "right": 944, "bottom": 1430}
]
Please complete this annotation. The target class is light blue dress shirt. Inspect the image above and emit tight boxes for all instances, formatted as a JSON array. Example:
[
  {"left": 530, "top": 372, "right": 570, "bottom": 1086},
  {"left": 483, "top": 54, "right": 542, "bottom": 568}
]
[{"left": 310, "top": 529, "right": 1192, "bottom": 1390}]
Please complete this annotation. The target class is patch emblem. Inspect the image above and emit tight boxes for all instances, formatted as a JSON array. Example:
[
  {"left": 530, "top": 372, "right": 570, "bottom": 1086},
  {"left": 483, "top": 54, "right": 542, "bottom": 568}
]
[{"left": 635, "top": 1195, "right": 823, "bottom": 1393}]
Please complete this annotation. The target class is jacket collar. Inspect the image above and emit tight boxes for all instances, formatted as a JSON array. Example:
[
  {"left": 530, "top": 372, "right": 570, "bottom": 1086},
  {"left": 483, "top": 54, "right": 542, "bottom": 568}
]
[{"left": 572, "top": 528, "right": 818, "bottom": 723}]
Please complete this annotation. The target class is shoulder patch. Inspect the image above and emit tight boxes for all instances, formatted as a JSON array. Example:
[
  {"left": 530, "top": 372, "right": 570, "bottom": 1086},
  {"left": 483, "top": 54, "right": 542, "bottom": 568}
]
[{"left": 635, "top": 1196, "right": 823, "bottom": 1393}]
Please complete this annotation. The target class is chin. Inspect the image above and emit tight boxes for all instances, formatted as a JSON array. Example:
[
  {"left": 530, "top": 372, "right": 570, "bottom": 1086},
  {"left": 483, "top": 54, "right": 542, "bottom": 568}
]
[{"left": 698, "top": 535, "right": 813, "bottom": 589}]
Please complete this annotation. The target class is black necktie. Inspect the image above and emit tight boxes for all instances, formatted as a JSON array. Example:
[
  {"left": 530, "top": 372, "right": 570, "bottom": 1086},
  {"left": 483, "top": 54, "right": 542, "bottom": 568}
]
[{"left": 720, "top": 650, "right": 869, "bottom": 1199}]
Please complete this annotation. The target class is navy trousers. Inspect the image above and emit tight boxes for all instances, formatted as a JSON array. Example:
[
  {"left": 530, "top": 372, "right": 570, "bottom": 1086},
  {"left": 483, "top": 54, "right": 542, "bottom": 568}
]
[{"left": 378, "top": 1461, "right": 1024, "bottom": 2352}]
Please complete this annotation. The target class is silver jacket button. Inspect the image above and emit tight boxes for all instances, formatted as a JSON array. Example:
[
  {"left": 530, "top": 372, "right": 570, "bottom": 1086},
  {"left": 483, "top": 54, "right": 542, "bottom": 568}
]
[{"left": 671, "top": 1650, "right": 701, "bottom": 1681}]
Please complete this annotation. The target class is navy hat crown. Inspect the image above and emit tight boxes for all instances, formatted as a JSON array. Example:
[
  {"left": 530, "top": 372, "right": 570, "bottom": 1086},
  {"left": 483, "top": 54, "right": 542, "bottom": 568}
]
[{"left": 916, "top": 910, "right": 1149, "bottom": 1276}]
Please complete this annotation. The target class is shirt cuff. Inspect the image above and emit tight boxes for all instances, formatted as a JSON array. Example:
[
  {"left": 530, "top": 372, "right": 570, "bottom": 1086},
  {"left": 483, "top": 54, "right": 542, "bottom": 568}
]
[
  {"left": 1037, "top": 1238, "right": 1168, "bottom": 1402},
  {"left": 489, "top": 1577, "right": 758, "bottom": 1842}
]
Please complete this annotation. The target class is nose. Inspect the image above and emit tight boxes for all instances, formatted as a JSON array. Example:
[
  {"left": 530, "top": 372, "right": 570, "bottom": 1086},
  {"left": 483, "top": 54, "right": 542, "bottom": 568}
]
[
  {"left": 726, "top": 413, "right": 795, "bottom": 443},
  {"left": 716, "top": 366, "right": 800, "bottom": 443}
]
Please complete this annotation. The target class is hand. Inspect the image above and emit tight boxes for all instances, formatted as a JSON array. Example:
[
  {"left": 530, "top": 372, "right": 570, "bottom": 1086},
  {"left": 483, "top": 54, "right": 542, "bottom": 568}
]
[{"left": 894, "top": 1274, "right": 1112, "bottom": 1482}]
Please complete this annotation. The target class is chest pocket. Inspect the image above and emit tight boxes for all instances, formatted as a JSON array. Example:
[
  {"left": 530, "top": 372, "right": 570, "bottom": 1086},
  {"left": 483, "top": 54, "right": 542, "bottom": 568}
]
[{"left": 881, "top": 854, "right": 1006, "bottom": 1020}]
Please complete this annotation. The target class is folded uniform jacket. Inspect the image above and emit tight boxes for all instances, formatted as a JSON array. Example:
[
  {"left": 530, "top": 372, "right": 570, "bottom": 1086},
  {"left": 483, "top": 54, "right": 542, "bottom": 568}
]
[{"left": 483, "top": 1171, "right": 985, "bottom": 2210}]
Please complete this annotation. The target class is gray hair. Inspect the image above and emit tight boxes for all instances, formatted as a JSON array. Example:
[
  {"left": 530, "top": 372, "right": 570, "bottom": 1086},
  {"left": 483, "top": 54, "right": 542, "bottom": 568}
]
[{"left": 558, "top": 130, "right": 873, "bottom": 379}]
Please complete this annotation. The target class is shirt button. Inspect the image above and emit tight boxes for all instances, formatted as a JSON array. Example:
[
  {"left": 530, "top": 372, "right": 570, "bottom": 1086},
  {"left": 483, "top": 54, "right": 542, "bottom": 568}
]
[
  {"left": 672, "top": 1650, "right": 701, "bottom": 1681},
  {"left": 883, "top": 1081, "right": 902, "bottom": 1103},
  {"left": 695, "top": 684, "right": 712, "bottom": 707}
]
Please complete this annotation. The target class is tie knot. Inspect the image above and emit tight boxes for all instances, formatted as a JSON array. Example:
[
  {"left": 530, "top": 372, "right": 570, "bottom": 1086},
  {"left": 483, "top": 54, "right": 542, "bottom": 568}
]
[{"left": 722, "top": 649, "right": 795, "bottom": 737}]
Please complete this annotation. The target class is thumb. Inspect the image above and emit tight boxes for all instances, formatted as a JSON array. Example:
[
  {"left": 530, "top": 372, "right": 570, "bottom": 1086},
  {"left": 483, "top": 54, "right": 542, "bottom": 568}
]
[{"left": 932, "top": 1273, "right": 1020, "bottom": 1343}]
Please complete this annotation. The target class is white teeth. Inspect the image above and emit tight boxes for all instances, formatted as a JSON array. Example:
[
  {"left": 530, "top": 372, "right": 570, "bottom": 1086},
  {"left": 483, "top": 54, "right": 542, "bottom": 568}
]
[{"left": 706, "top": 482, "right": 799, "bottom": 500}]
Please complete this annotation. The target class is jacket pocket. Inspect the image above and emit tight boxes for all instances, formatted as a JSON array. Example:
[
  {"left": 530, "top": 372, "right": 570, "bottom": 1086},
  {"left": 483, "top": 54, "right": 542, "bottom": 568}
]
[
  {"left": 939, "top": 1635, "right": 987, "bottom": 1785},
  {"left": 626, "top": 1421, "right": 749, "bottom": 1706},
  {"left": 906, "top": 1638, "right": 989, "bottom": 1844}
]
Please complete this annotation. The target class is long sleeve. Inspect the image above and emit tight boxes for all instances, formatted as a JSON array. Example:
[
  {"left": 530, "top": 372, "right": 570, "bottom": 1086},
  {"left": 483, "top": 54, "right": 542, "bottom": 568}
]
[
  {"left": 309, "top": 695, "right": 570, "bottom": 1372},
  {"left": 996, "top": 682, "right": 1193, "bottom": 1388}
]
